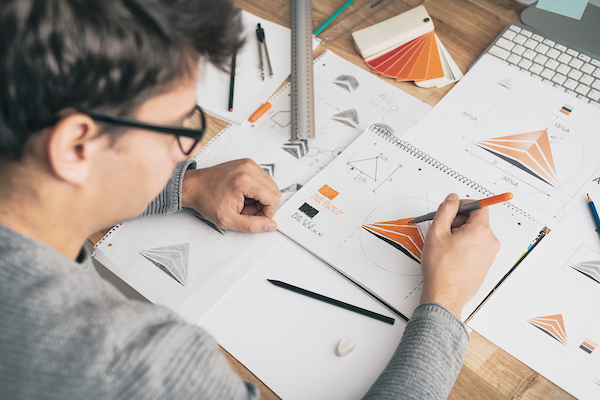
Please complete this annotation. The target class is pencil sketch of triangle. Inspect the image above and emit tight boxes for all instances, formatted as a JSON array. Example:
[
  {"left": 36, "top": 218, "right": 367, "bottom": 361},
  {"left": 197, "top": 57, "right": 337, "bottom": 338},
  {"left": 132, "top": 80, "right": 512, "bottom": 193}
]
[
  {"left": 527, "top": 314, "right": 567, "bottom": 345},
  {"left": 475, "top": 129, "right": 558, "bottom": 186},
  {"left": 570, "top": 260, "right": 600, "bottom": 284},
  {"left": 347, "top": 154, "right": 385, "bottom": 181},
  {"left": 362, "top": 218, "right": 424, "bottom": 263},
  {"left": 140, "top": 243, "right": 189, "bottom": 286}
]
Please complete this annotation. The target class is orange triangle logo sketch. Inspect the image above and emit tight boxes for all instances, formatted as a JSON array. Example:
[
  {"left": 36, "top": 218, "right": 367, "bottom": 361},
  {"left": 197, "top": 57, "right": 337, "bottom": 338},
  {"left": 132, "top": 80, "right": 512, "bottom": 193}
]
[
  {"left": 362, "top": 218, "right": 424, "bottom": 263},
  {"left": 527, "top": 314, "right": 567, "bottom": 345},
  {"left": 475, "top": 130, "right": 558, "bottom": 186}
]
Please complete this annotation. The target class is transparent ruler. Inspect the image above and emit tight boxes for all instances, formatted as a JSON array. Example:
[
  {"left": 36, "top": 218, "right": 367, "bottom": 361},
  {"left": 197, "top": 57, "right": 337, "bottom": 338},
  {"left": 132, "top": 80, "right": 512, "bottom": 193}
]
[{"left": 290, "top": 0, "right": 315, "bottom": 141}]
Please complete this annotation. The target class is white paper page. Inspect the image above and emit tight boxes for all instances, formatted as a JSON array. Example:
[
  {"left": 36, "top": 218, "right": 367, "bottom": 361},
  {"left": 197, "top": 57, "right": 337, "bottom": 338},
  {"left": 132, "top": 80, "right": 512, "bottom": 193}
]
[
  {"left": 275, "top": 126, "right": 543, "bottom": 320},
  {"left": 404, "top": 55, "right": 600, "bottom": 228},
  {"left": 469, "top": 199, "right": 600, "bottom": 400},
  {"left": 93, "top": 50, "right": 431, "bottom": 323},
  {"left": 201, "top": 236, "right": 405, "bottom": 400},
  {"left": 196, "top": 10, "right": 291, "bottom": 125}
]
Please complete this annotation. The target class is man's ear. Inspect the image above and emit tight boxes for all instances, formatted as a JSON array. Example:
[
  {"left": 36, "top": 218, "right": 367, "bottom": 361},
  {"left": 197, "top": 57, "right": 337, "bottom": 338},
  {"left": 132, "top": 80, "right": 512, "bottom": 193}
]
[{"left": 46, "top": 113, "right": 101, "bottom": 185}]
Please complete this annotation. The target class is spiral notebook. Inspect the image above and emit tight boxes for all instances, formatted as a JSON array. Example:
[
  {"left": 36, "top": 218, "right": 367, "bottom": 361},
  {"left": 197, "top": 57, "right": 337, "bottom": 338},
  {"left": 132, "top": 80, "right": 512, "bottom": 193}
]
[{"left": 275, "top": 123, "right": 544, "bottom": 321}]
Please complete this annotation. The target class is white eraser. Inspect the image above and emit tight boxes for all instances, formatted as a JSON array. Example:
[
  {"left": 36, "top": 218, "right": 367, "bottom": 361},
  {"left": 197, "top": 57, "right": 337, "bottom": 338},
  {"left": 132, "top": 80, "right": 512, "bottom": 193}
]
[{"left": 335, "top": 338, "right": 356, "bottom": 357}]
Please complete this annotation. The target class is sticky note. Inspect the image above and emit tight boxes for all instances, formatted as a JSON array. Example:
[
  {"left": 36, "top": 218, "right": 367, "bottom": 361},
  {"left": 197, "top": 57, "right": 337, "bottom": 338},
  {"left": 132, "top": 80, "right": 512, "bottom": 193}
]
[{"left": 536, "top": 0, "right": 589, "bottom": 20}]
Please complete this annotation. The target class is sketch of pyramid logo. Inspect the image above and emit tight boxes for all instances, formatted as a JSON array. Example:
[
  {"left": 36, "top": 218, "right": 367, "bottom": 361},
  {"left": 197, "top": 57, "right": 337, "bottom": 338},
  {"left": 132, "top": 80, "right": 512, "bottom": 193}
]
[
  {"left": 527, "top": 314, "right": 567, "bottom": 345},
  {"left": 333, "top": 75, "right": 359, "bottom": 92},
  {"left": 330, "top": 109, "right": 359, "bottom": 128},
  {"left": 140, "top": 243, "right": 189, "bottom": 286},
  {"left": 362, "top": 218, "right": 424, "bottom": 263},
  {"left": 281, "top": 139, "right": 308, "bottom": 159},
  {"left": 347, "top": 154, "right": 385, "bottom": 181},
  {"left": 475, "top": 130, "right": 558, "bottom": 186},
  {"left": 259, "top": 164, "right": 275, "bottom": 177},
  {"left": 570, "top": 260, "right": 600, "bottom": 284}
]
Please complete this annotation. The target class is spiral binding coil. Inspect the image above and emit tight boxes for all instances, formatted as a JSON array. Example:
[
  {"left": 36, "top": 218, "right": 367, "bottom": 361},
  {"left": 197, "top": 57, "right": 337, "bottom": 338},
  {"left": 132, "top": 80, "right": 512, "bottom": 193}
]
[{"left": 368, "top": 124, "right": 536, "bottom": 221}]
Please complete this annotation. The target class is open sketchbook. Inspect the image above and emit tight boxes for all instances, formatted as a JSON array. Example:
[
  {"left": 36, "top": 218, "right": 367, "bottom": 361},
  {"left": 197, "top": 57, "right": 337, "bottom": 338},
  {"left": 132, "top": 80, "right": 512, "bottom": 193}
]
[{"left": 275, "top": 123, "right": 543, "bottom": 321}]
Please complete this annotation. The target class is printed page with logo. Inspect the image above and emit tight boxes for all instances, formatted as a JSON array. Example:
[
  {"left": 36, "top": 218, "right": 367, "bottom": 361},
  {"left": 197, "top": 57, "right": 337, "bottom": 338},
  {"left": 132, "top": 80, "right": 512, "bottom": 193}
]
[{"left": 275, "top": 54, "right": 600, "bottom": 397}]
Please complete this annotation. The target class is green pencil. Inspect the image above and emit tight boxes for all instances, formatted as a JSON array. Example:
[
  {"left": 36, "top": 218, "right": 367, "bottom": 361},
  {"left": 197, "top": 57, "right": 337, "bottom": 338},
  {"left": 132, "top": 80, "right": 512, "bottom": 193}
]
[{"left": 313, "top": 0, "right": 356, "bottom": 36}]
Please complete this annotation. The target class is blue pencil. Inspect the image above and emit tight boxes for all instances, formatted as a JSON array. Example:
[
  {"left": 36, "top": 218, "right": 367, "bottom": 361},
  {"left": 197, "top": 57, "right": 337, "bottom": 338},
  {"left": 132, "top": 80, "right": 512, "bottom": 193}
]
[{"left": 587, "top": 194, "right": 600, "bottom": 238}]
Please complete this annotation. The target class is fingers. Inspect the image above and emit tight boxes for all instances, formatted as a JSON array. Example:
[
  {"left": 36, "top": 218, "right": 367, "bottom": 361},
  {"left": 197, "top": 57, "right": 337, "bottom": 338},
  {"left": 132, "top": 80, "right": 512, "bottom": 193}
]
[
  {"left": 241, "top": 181, "right": 281, "bottom": 219},
  {"left": 225, "top": 213, "right": 278, "bottom": 233},
  {"left": 429, "top": 193, "right": 460, "bottom": 233}
]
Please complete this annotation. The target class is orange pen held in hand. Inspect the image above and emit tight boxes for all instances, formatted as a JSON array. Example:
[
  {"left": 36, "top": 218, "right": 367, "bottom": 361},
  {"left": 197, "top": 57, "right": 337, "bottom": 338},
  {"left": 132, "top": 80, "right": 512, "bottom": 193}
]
[{"left": 409, "top": 192, "right": 513, "bottom": 223}]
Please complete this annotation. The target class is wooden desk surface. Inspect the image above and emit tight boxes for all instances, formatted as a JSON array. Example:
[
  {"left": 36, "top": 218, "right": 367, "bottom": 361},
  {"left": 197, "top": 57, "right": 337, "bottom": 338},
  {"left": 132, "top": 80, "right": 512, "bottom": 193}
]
[{"left": 92, "top": 0, "right": 574, "bottom": 398}]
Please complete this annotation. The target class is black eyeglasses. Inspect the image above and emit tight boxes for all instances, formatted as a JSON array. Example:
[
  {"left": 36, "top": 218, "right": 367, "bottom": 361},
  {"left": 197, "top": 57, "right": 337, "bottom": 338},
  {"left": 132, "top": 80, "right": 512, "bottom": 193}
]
[{"left": 87, "top": 106, "right": 206, "bottom": 156}]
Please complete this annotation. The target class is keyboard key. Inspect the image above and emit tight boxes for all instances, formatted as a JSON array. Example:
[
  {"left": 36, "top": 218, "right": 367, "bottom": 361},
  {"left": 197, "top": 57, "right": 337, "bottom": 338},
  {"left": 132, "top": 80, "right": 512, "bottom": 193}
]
[
  {"left": 523, "top": 49, "right": 536, "bottom": 60},
  {"left": 543, "top": 38, "right": 555, "bottom": 47},
  {"left": 524, "top": 39, "right": 538, "bottom": 49},
  {"left": 509, "top": 25, "right": 521, "bottom": 33},
  {"left": 593, "top": 69, "right": 600, "bottom": 79},
  {"left": 532, "top": 34, "right": 544, "bottom": 41},
  {"left": 566, "top": 48, "right": 579, "bottom": 57},
  {"left": 588, "top": 89, "right": 600, "bottom": 101},
  {"left": 593, "top": 80, "right": 600, "bottom": 90},
  {"left": 543, "top": 79, "right": 554, "bottom": 86},
  {"left": 545, "top": 59, "right": 559, "bottom": 70},
  {"left": 545, "top": 48, "right": 560, "bottom": 60},
  {"left": 507, "top": 54, "right": 522, "bottom": 64},
  {"left": 513, "top": 34, "right": 527, "bottom": 45},
  {"left": 521, "top": 29, "right": 532, "bottom": 37},
  {"left": 579, "top": 54, "right": 591, "bottom": 62},
  {"left": 558, "top": 53, "right": 572, "bottom": 64},
  {"left": 568, "top": 69, "right": 582, "bottom": 80},
  {"left": 502, "top": 30, "right": 517, "bottom": 40},
  {"left": 533, "top": 54, "right": 548, "bottom": 65},
  {"left": 581, "top": 64, "right": 595, "bottom": 75},
  {"left": 541, "top": 68, "right": 555, "bottom": 80},
  {"left": 564, "top": 79, "right": 578, "bottom": 90},
  {"left": 518, "top": 59, "right": 533, "bottom": 69},
  {"left": 535, "top": 44, "right": 550, "bottom": 55},
  {"left": 553, "top": 84, "right": 565, "bottom": 92},
  {"left": 591, "top": 101, "right": 600, "bottom": 108},
  {"left": 556, "top": 64, "right": 571, "bottom": 75},
  {"left": 552, "top": 73, "right": 567, "bottom": 85},
  {"left": 566, "top": 89, "right": 577, "bottom": 97},
  {"left": 575, "top": 84, "right": 590, "bottom": 96},
  {"left": 555, "top": 43, "right": 567, "bottom": 52},
  {"left": 577, "top": 95, "right": 589, "bottom": 103},
  {"left": 580, "top": 74, "right": 594, "bottom": 86},
  {"left": 569, "top": 58, "right": 584, "bottom": 69},
  {"left": 529, "top": 63, "right": 544, "bottom": 75},
  {"left": 489, "top": 45, "right": 510, "bottom": 60},
  {"left": 496, "top": 37, "right": 515, "bottom": 51},
  {"left": 592, "top": 59, "right": 600, "bottom": 67},
  {"left": 512, "top": 44, "right": 526, "bottom": 55}
]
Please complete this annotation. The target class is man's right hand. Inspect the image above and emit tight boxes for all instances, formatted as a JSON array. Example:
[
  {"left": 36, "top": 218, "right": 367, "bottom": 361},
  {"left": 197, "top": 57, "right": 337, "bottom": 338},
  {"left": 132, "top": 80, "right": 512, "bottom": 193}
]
[{"left": 419, "top": 193, "right": 500, "bottom": 318}]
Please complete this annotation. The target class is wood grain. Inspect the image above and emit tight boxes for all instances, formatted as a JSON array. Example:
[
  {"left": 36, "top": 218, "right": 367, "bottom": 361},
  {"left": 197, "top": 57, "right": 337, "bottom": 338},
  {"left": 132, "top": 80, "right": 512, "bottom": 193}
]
[{"left": 91, "top": 1, "right": 575, "bottom": 398}]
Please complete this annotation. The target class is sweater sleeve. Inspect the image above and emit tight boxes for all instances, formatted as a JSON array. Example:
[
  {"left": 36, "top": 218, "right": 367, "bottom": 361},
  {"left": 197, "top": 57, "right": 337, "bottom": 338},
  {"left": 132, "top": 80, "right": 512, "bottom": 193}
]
[
  {"left": 142, "top": 159, "right": 196, "bottom": 217},
  {"left": 363, "top": 302, "right": 469, "bottom": 400}
]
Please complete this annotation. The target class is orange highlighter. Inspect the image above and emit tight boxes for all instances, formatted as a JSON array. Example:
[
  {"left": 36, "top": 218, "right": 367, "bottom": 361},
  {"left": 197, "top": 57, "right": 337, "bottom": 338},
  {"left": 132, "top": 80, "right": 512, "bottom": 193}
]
[
  {"left": 249, "top": 102, "right": 272, "bottom": 122},
  {"left": 409, "top": 192, "right": 513, "bottom": 223}
]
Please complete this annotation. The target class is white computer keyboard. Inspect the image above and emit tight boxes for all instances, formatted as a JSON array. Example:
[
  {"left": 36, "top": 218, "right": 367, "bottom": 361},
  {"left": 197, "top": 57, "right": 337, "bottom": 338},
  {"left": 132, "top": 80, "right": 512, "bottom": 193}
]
[{"left": 482, "top": 22, "right": 600, "bottom": 107}]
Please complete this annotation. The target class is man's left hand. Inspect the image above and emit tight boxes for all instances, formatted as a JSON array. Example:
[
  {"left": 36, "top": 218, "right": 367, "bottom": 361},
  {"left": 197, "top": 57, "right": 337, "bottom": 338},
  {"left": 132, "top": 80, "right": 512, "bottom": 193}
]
[{"left": 181, "top": 159, "right": 281, "bottom": 233}]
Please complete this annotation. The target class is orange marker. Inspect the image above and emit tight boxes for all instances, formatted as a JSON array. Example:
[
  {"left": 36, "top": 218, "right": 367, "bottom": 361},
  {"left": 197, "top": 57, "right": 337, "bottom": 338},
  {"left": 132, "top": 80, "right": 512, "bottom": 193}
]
[
  {"left": 409, "top": 192, "right": 513, "bottom": 223},
  {"left": 249, "top": 102, "right": 272, "bottom": 122}
]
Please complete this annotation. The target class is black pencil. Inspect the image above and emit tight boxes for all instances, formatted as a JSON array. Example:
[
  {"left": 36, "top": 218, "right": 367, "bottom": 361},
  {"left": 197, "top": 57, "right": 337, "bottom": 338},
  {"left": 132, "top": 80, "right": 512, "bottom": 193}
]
[
  {"left": 267, "top": 279, "right": 395, "bottom": 325},
  {"left": 228, "top": 47, "right": 236, "bottom": 112}
]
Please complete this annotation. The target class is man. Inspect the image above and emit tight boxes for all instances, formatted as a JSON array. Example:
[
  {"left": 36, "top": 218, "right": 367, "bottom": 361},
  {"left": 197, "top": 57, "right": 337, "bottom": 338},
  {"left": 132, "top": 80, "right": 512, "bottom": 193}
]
[{"left": 0, "top": 0, "right": 499, "bottom": 399}]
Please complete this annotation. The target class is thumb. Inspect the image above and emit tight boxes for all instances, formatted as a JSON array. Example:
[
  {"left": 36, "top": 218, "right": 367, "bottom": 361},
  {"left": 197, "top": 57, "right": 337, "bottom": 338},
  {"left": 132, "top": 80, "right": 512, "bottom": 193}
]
[
  {"left": 429, "top": 193, "right": 460, "bottom": 233},
  {"left": 227, "top": 213, "right": 278, "bottom": 233}
]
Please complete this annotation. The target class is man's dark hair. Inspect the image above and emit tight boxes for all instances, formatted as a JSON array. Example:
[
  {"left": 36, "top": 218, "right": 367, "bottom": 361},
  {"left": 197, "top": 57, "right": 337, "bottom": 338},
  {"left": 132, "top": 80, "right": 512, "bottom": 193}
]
[{"left": 0, "top": 0, "right": 241, "bottom": 159}]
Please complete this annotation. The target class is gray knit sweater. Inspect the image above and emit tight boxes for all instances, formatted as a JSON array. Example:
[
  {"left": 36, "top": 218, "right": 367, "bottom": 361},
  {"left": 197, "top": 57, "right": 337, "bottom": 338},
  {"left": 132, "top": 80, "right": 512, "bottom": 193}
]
[{"left": 0, "top": 160, "right": 469, "bottom": 399}]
